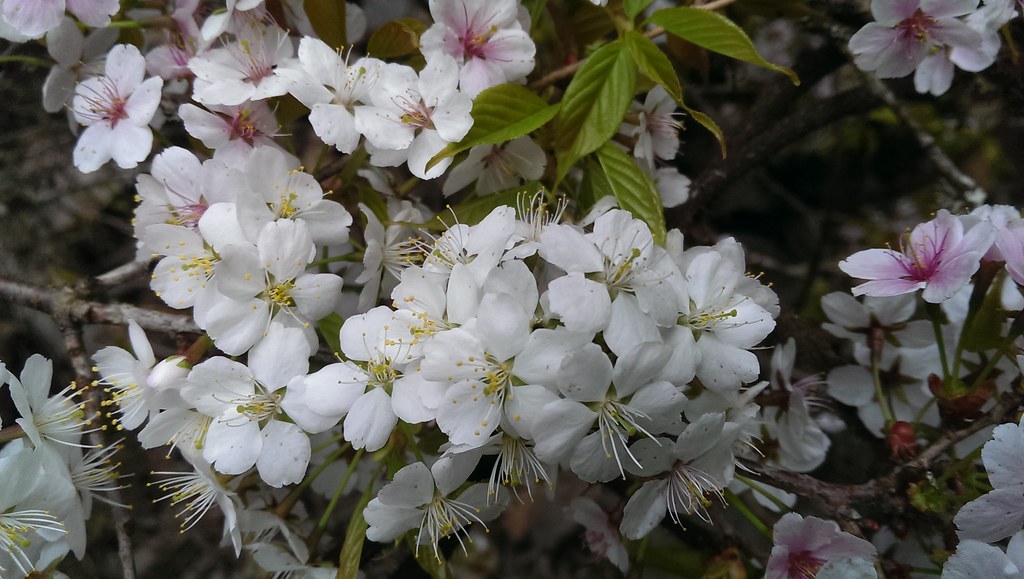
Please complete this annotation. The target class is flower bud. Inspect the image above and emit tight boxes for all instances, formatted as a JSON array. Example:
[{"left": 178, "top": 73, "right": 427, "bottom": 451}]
[
  {"left": 886, "top": 421, "right": 918, "bottom": 459},
  {"left": 146, "top": 355, "right": 190, "bottom": 390}
]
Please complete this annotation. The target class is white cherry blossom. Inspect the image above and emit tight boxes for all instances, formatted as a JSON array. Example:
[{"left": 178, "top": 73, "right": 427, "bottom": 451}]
[
  {"left": 180, "top": 328, "right": 311, "bottom": 487},
  {"left": 207, "top": 219, "right": 341, "bottom": 355},
  {"left": 190, "top": 23, "right": 292, "bottom": 106},
  {"left": 71, "top": 44, "right": 163, "bottom": 173},
  {"left": 354, "top": 56, "right": 473, "bottom": 179},
  {"left": 419, "top": 0, "right": 536, "bottom": 97}
]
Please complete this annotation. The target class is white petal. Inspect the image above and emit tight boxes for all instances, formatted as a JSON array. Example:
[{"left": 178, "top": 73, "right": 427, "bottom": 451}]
[
  {"left": 344, "top": 388, "right": 398, "bottom": 451},
  {"left": 204, "top": 413, "right": 261, "bottom": 475},
  {"left": 256, "top": 420, "right": 311, "bottom": 487},
  {"left": 620, "top": 480, "right": 668, "bottom": 540}
]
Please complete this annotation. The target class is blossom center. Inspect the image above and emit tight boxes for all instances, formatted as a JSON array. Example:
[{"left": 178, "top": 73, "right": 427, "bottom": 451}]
[
  {"left": 897, "top": 229, "right": 948, "bottom": 281},
  {"left": 179, "top": 254, "right": 216, "bottom": 280},
  {"left": 787, "top": 550, "right": 827, "bottom": 578},
  {"left": 684, "top": 300, "right": 740, "bottom": 333},
  {"left": 267, "top": 281, "right": 296, "bottom": 309},
  {"left": 79, "top": 77, "right": 130, "bottom": 127},
  {"left": 897, "top": 10, "right": 937, "bottom": 43},
  {"left": 0, "top": 509, "right": 66, "bottom": 575},
  {"left": 366, "top": 357, "right": 399, "bottom": 391},
  {"left": 236, "top": 38, "right": 276, "bottom": 84},
  {"left": 152, "top": 468, "right": 232, "bottom": 532},
  {"left": 229, "top": 108, "right": 261, "bottom": 144},
  {"left": 480, "top": 355, "right": 512, "bottom": 397},
  {"left": 397, "top": 95, "right": 436, "bottom": 130},
  {"left": 463, "top": 26, "right": 497, "bottom": 58},
  {"left": 594, "top": 399, "right": 656, "bottom": 477},
  {"left": 488, "top": 436, "right": 550, "bottom": 503},
  {"left": 233, "top": 390, "right": 280, "bottom": 422},
  {"left": 418, "top": 494, "right": 486, "bottom": 560},
  {"left": 167, "top": 203, "right": 209, "bottom": 229},
  {"left": 665, "top": 460, "right": 723, "bottom": 524},
  {"left": 274, "top": 178, "right": 304, "bottom": 218}
]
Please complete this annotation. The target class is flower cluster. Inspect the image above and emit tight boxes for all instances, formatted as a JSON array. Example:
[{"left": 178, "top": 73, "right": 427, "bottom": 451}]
[
  {"left": 824, "top": 204, "right": 1024, "bottom": 575},
  {"left": 0, "top": 356, "right": 122, "bottom": 577},
  {"left": 110, "top": 193, "right": 782, "bottom": 566},
  {"left": 829, "top": 205, "right": 1024, "bottom": 434}
]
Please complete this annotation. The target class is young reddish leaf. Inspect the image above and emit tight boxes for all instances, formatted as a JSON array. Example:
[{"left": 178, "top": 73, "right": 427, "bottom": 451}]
[
  {"left": 366, "top": 18, "right": 427, "bottom": 59},
  {"left": 303, "top": 0, "right": 346, "bottom": 50}
]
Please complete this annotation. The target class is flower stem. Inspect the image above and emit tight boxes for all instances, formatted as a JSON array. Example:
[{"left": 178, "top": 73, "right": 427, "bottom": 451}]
[
  {"left": 912, "top": 397, "right": 936, "bottom": 424},
  {"left": 399, "top": 422, "right": 425, "bottom": 463},
  {"left": 397, "top": 177, "right": 420, "bottom": 196},
  {"left": 925, "top": 302, "right": 951, "bottom": 386},
  {"left": 0, "top": 424, "right": 26, "bottom": 443},
  {"left": 0, "top": 55, "right": 51, "bottom": 67},
  {"left": 935, "top": 445, "right": 983, "bottom": 486},
  {"left": 723, "top": 488, "right": 772, "bottom": 538},
  {"left": 951, "top": 262, "right": 1000, "bottom": 386},
  {"left": 970, "top": 311, "right": 1024, "bottom": 392},
  {"left": 869, "top": 330, "right": 896, "bottom": 427},
  {"left": 317, "top": 448, "right": 365, "bottom": 531},
  {"left": 736, "top": 476, "right": 792, "bottom": 513},
  {"left": 275, "top": 443, "right": 350, "bottom": 519},
  {"left": 311, "top": 252, "right": 363, "bottom": 266},
  {"left": 697, "top": 0, "right": 740, "bottom": 10}
]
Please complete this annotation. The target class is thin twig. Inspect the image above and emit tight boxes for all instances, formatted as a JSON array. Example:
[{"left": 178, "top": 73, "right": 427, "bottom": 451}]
[
  {"left": 94, "top": 260, "right": 152, "bottom": 289},
  {"left": 680, "top": 86, "right": 878, "bottom": 225},
  {"left": 696, "top": 0, "right": 740, "bottom": 11},
  {"left": 741, "top": 388, "right": 1024, "bottom": 521},
  {"left": 0, "top": 277, "right": 200, "bottom": 334},
  {"left": 527, "top": 21, "right": 668, "bottom": 91},
  {"left": 59, "top": 323, "right": 137, "bottom": 579},
  {"left": 826, "top": 23, "right": 988, "bottom": 203}
]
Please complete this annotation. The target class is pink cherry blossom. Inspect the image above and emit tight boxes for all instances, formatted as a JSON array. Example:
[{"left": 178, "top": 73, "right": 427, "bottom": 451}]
[
  {"left": 839, "top": 209, "right": 995, "bottom": 303},
  {"left": 765, "top": 513, "right": 877, "bottom": 579},
  {"left": 849, "top": 0, "right": 983, "bottom": 91},
  {"left": 2, "top": 0, "right": 118, "bottom": 38},
  {"left": 419, "top": 0, "right": 536, "bottom": 97}
]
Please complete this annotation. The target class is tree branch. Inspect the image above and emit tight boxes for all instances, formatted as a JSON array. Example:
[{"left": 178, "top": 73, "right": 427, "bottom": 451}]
[
  {"left": 93, "top": 260, "right": 152, "bottom": 290},
  {"left": 680, "top": 86, "right": 878, "bottom": 226},
  {"left": 824, "top": 22, "right": 988, "bottom": 203},
  {"left": 59, "top": 323, "right": 137, "bottom": 579},
  {"left": 0, "top": 277, "right": 200, "bottom": 334},
  {"left": 741, "top": 389, "right": 1024, "bottom": 522}
]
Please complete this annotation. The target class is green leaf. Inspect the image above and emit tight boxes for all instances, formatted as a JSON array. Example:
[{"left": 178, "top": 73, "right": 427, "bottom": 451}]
[
  {"left": 568, "top": 2, "right": 617, "bottom": 48},
  {"left": 317, "top": 312, "right": 343, "bottom": 355},
  {"left": 578, "top": 158, "right": 614, "bottom": 214},
  {"left": 336, "top": 479, "right": 374, "bottom": 579},
  {"left": 554, "top": 41, "right": 637, "bottom": 182},
  {"left": 594, "top": 142, "right": 665, "bottom": 244},
  {"left": 682, "top": 100, "right": 726, "bottom": 158},
  {"left": 426, "top": 84, "right": 560, "bottom": 171},
  {"left": 623, "top": 30, "right": 681, "bottom": 103},
  {"left": 366, "top": 18, "right": 427, "bottom": 59},
  {"left": 356, "top": 185, "right": 389, "bottom": 224},
  {"left": 432, "top": 183, "right": 548, "bottom": 228},
  {"left": 622, "top": 31, "right": 726, "bottom": 156},
  {"left": 624, "top": 0, "right": 655, "bottom": 20},
  {"left": 303, "top": 0, "right": 346, "bottom": 50},
  {"left": 647, "top": 7, "right": 799, "bottom": 85}
]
